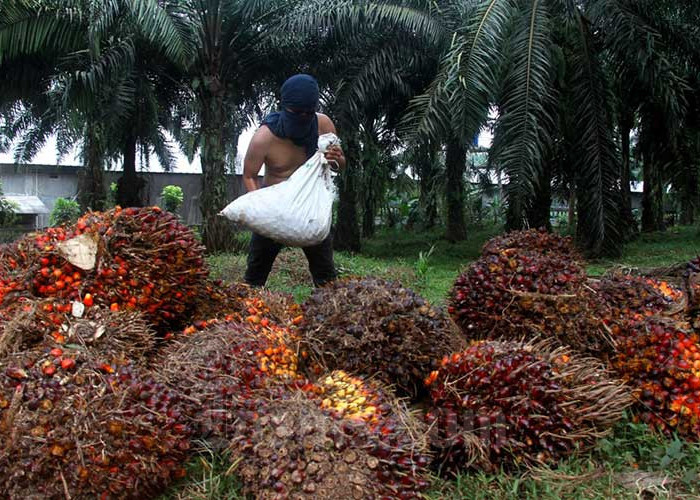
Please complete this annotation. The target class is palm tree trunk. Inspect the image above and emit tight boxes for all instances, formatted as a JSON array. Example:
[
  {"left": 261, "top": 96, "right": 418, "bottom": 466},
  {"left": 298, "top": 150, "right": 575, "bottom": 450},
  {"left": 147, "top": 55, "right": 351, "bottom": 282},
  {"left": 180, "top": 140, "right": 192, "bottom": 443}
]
[
  {"left": 78, "top": 123, "right": 106, "bottom": 212},
  {"left": 362, "top": 199, "right": 375, "bottom": 238},
  {"left": 568, "top": 190, "right": 576, "bottom": 227},
  {"left": 334, "top": 134, "right": 361, "bottom": 252},
  {"left": 417, "top": 143, "right": 438, "bottom": 228},
  {"left": 526, "top": 163, "right": 552, "bottom": 230},
  {"left": 680, "top": 168, "right": 698, "bottom": 225},
  {"left": 116, "top": 131, "right": 144, "bottom": 207},
  {"left": 640, "top": 107, "right": 667, "bottom": 233},
  {"left": 679, "top": 139, "right": 699, "bottom": 225},
  {"left": 619, "top": 111, "right": 637, "bottom": 236},
  {"left": 445, "top": 139, "right": 467, "bottom": 241},
  {"left": 641, "top": 154, "right": 665, "bottom": 232},
  {"left": 198, "top": 75, "right": 231, "bottom": 251}
]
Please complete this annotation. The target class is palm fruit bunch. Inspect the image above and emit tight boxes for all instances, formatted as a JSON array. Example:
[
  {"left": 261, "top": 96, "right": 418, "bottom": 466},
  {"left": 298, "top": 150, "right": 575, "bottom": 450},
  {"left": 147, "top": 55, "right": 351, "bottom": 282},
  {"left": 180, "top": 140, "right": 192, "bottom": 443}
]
[
  {"left": 448, "top": 242, "right": 614, "bottom": 355},
  {"left": 69, "top": 206, "right": 208, "bottom": 329},
  {"left": 251, "top": 288, "right": 304, "bottom": 327},
  {"left": 229, "top": 386, "right": 432, "bottom": 500},
  {"left": 591, "top": 273, "right": 686, "bottom": 324},
  {"left": 613, "top": 318, "right": 700, "bottom": 439},
  {"left": 424, "top": 340, "right": 631, "bottom": 472},
  {"left": 303, "top": 370, "right": 432, "bottom": 494},
  {"left": 481, "top": 228, "right": 578, "bottom": 257},
  {"left": 0, "top": 207, "right": 209, "bottom": 335},
  {"left": 155, "top": 321, "right": 300, "bottom": 444},
  {"left": 186, "top": 281, "right": 251, "bottom": 328},
  {"left": 186, "top": 285, "right": 302, "bottom": 337},
  {"left": 299, "top": 277, "right": 465, "bottom": 399},
  {"left": 685, "top": 257, "right": 700, "bottom": 329},
  {"left": 0, "top": 347, "right": 191, "bottom": 499}
]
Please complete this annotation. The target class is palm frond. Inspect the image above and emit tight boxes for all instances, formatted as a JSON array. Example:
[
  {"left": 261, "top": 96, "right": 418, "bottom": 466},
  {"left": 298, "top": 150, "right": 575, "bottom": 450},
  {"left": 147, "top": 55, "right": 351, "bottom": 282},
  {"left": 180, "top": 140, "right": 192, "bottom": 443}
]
[
  {"left": 0, "top": 1, "right": 84, "bottom": 64},
  {"left": 587, "top": 0, "right": 689, "bottom": 129},
  {"left": 332, "top": 37, "right": 431, "bottom": 126},
  {"left": 403, "top": 0, "right": 515, "bottom": 142},
  {"left": 64, "top": 37, "right": 136, "bottom": 94},
  {"left": 491, "top": 0, "right": 557, "bottom": 229},
  {"left": 282, "top": 0, "right": 446, "bottom": 49},
  {"left": 150, "top": 128, "right": 176, "bottom": 172},
  {"left": 126, "top": 0, "right": 192, "bottom": 65},
  {"left": 567, "top": 9, "right": 621, "bottom": 257},
  {"left": 12, "top": 112, "right": 55, "bottom": 163}
]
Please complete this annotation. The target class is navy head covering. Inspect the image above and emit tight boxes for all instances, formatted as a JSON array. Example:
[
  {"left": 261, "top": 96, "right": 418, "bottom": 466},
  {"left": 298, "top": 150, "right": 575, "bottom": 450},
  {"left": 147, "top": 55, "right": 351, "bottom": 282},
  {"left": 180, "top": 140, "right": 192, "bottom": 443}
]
[{"left": 262, "top": 74, "right": 320, "bottom": 159}]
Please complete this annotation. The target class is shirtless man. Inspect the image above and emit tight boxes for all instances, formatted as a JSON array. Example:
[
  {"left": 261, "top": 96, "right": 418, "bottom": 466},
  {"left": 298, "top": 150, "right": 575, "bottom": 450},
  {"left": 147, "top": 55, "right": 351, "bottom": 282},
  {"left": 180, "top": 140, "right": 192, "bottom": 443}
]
[{"left": 242, "top": 74, "right": 346, "bottom": 287}]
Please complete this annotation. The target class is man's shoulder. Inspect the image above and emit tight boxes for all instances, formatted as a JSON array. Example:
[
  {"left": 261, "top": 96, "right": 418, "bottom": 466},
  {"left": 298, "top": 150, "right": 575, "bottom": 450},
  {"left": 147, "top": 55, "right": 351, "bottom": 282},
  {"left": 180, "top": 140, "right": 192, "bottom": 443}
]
[
  {"left": 250, "top": 125, "right": 275, "bottom": 148},
  {"left": 317, "top": 113, "right": 337, "bottom": 134}
]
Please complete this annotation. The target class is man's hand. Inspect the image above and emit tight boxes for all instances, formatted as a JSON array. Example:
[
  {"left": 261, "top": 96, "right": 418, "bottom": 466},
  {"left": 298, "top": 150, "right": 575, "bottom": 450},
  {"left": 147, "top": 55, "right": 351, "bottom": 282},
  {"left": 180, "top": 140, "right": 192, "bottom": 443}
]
[{"left": 324, "top": 144, "right": 346, "bottom": 171}]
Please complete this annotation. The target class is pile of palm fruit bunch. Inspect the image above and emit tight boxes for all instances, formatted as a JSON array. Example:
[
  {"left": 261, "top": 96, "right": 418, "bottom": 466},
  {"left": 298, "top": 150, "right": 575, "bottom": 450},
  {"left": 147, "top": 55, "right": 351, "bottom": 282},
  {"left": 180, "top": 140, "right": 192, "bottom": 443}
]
[
  {"left": 424, "top": 340, "right": 631, "bottom": 473},
  {"left": 298, "top": 276, "right": 465, "bottom": 399},
  {"left": 0, "top": 207, "right": 244, "bottom": 498},
  {"left": 158, "top": 316, "right": 433, "bottom": 498},
  {"left": 448, "top": 229, "right": 612, "bottom": 355},
  {"left": 0, "top": 314, "right": 191, "bottom": 499},
  {"left": 612, "top": 318, "right": 700, "bottom": 439},
  {"left": 229, "top": 375, "right": 432, "bottom": 499}
]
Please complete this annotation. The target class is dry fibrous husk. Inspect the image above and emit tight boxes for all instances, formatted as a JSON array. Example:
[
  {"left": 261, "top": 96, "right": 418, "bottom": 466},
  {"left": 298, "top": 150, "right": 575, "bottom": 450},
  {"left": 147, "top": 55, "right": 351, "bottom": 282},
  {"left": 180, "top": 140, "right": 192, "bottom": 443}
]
[{"left": 300, "top": 277, "right": 466, "bottom": 399}]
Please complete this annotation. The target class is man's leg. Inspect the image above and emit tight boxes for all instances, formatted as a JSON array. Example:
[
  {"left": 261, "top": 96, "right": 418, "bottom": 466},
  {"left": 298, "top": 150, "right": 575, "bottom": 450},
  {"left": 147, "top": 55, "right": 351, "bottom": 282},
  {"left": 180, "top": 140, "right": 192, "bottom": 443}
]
[
  {"left": 302, "top": 233, "right": 337, "bottom": 286},
  {"left": 244, "top": 233, "right": 283, "bottom": 287}
]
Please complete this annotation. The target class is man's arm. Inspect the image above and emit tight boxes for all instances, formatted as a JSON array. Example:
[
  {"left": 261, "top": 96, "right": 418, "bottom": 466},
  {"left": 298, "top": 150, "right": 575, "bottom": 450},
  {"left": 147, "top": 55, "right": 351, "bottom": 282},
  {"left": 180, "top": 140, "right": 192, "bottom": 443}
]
[
  {"left": 318, "top": 113, "right": 346, "bottom": 170},
  {"left": 243, "top": 127, "right": 270, "bottom": 192}
]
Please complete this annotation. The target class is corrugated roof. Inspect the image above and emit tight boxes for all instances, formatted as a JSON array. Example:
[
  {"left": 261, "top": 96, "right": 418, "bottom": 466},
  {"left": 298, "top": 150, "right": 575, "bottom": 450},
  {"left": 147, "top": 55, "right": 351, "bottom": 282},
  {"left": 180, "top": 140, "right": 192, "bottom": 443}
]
[{"left": 2, "top": 195, "right": 49, "bottom": 214}]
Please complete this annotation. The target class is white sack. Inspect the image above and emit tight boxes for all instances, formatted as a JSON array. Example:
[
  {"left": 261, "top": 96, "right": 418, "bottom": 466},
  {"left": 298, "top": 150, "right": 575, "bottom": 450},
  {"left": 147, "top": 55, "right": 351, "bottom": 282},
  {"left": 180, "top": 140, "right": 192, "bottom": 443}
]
[{"left": 219, "top": 133, "right": 339, "bottom": 247}]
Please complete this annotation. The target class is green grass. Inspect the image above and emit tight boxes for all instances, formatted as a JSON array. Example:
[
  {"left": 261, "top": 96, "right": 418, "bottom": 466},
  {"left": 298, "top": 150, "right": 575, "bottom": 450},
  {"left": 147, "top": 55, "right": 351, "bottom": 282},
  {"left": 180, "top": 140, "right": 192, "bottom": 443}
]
[
  {"left": 181, "top": 224, "right": 700, "bottom": 499},
  {"left": 209, "top": 224, "right": 700, "bottom": 304},
  {"left": 207, "top": 225, "right": 500, "bottom": 305},
  {"left": 433, "top": 418, "right": 700, "bottom": 499},
  {"left": 163, "top": 418, "right": 700, "bottom": 499},
  {"left": 587, "top": 225, "right": 700, "bottom": 275}
]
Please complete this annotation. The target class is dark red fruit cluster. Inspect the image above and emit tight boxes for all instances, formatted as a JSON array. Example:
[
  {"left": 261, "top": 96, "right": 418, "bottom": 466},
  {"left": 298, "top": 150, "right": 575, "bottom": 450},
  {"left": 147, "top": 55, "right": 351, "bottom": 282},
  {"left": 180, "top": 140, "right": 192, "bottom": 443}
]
[
  {"left": 425, "top": 341, "right": 630, "bottom": 472},
  {"left": 481, "top": 228, "right": 577, "bottom": 257},
  {"left": 592, "top": 274, "right": 685, "bottom": 324},
  {"left": 448, "top": 246, "right": 609, "bottom": 354},
  {"left": 0, "top": 349, "right": 191, "bottom": 499}
]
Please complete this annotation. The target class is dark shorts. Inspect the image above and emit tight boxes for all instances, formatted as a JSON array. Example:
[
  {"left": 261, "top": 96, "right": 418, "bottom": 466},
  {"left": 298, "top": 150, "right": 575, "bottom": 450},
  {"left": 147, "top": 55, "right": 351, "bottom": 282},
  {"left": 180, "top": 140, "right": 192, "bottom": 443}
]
[{"left": 243, "top": 232, "right": 337, "bottom": 287}]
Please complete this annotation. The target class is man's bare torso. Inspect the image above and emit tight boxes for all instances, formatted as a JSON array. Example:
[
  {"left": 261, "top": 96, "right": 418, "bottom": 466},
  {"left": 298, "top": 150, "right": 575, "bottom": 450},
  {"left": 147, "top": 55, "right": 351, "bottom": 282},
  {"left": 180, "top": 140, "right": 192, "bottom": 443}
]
[
  {"left": 261, "top": 113, "right": 335, "bottom": 187},
  {"left": 262, "top": 133, "right": 310, "bottom": 186}
]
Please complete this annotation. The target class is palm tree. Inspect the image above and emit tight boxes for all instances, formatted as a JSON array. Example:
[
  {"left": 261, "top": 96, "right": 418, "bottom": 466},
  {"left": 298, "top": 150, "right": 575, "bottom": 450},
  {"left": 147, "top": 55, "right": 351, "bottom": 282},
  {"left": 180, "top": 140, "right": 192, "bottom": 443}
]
[
  {"left": 0, "top": 0, "right": 192, "bottom": 211},
  {"left": 293, "top": 0, "right": 699, "bottom": 256},
  {"left": 1, "top": 0, "right": 304, "bottom": 250}
]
